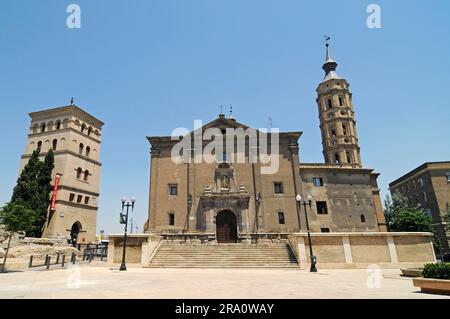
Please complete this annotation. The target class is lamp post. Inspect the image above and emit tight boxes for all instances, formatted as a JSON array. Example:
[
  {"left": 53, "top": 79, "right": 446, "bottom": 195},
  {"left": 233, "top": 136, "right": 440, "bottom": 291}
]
[
  {"left": 296, "top": 194, "right": 317, "bottom": 272},
  {"left": 119, "top": 196, "right": 136, "bottom": 271}
]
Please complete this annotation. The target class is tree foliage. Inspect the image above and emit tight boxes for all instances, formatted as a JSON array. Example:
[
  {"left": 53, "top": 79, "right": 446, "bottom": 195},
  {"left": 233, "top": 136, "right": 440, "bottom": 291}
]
[
  {"left": 384, "top": 193, "right": 432, "bottom": 232},
  {"left": 9, "top": 147, "right": 55, "bottom": 237},
  {"left": 0, "top": 202, "right": 37, "bottom": 234}
]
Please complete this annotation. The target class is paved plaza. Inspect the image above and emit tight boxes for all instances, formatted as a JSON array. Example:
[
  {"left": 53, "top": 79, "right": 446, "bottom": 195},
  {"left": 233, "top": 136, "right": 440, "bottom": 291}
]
[{"left": 0, "top": 266, "right": 449, "bottom": 299}]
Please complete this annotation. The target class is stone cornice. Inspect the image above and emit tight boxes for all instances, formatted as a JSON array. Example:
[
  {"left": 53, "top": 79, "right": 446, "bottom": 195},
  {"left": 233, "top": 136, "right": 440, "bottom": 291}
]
[
  {"left": 29, "top": 105, "right": 104, "bottom": 129},
  {"left": 56, "top": 199, "right": 98, "bottom": 211},
  {"left": 57, "top": 185, "right": 100, "bottom": 197}
]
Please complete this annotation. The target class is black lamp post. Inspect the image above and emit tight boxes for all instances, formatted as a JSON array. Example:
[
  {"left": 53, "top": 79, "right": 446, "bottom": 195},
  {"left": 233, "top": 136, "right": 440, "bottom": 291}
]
[
  {"left": 296, "top": 194, "right": 317, "bottom": 272},
  {"left": 119, "top": 196, "right": 136, "bottom": 271}
]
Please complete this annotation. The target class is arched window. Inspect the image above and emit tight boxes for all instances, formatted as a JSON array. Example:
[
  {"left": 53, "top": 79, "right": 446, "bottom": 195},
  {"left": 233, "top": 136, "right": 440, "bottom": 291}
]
[
  {"left": 346, "top": 151, "right": 353, "bottom": 164},
  {"left": 56, "top": 120, "right": 61, "bottom": 130},
  {"left": 52, "top": 139, "right": 57, "bottom": 151},
  {"left": 87, "top": 127, "right": 92, "bottom": 136},
  {"left": 84, "top": 170, "right": 89, "bottom": 181},
  {"left": 41, "top": 123, "right": 46, "bottom": 133},
  {"left": 86, "top": 146, "right": 91, "bottom": 157},
  {"left": 76, "top": 167, "right": 82, "bottom": 179},
  {"left": 81, "top": 124, "right": 86, "bottom": 134},
  {"left": 360, "top": 214, "right": 366, "bottom": 223},
  {"left": 37, "top": 141, "right": 42, "bottom": 150},
  {"left": 79, "top": 143, "right": 84, "bottom": 154},
  {"left": 334, "top": 153, "right": 340, "bottom": 164}
]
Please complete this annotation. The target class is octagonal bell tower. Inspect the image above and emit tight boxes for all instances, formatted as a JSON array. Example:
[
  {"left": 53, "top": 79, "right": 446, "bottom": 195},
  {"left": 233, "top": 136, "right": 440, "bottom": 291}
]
[{"left": 316, "top": 40, "right": 362, "bottom": 167}]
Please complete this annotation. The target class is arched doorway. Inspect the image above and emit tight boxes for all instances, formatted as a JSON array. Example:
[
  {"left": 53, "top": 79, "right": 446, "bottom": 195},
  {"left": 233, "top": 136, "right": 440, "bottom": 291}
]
[
  {"left": 216, "top": 211, "right": 237, "bottom": 243},
  {"left": 70, "top": 222, "right": 82, "bottom": 247}
]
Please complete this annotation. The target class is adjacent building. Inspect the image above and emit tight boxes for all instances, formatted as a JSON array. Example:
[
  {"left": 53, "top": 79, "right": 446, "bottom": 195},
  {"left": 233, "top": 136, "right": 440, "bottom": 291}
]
[
  {"left": 19, "top": 104, "right": 103, "bottom": 244},
  {"left": 144, "top": 42, "right": 387, "bottom": 242},
  {"left": 389, "top": 162, "right": 450, "bottom": 253}
]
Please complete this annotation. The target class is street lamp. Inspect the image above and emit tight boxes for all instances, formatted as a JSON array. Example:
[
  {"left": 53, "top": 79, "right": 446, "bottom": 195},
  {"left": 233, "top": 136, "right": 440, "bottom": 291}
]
[
  {"left": 296, "top": 194, "right": 317, "bottom": 272},
  {"left": 119, "top": 196, "right": 136, "bottom": 271}
]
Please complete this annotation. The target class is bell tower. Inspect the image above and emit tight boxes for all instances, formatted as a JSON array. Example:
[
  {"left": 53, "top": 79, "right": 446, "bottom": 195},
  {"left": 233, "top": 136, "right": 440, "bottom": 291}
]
[{"left": 316, "top": 39, "right": 362, "bottom": 167}]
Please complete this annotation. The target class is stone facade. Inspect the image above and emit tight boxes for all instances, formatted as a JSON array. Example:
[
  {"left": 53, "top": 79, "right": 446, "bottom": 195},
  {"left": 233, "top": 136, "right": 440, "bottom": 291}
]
[
  {"left": 389, "top": 162, "right": 450, "bottom": 253},
  {"left": 19, "top": 105, "right": 103, "bottom": 244},
  {"left": 143, "top": 44, "right": 387, "bottom": 241}
]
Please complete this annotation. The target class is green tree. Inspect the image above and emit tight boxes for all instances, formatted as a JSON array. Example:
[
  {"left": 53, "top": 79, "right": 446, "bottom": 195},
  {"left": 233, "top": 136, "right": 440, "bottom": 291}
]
[
  {"left": 389, "top": 208, "right": 433, "bottom": 232},
  {"left": 10, "top": 148, "right": 55, "bottom": 237},
  {"left": 1, "top": 202, "right": 37, "bottom": 272},
  {"left": 33, "top": 149, "right": 55, "bottom": 236},
  {"left": 443, "top": 203, "right": 450, "bottom": 233},
  {"left": 11, "top": 148, "right": 42, "bottom": 206},
  {"left": 384, "top": 193, "right": 410, "bottom": 230}
]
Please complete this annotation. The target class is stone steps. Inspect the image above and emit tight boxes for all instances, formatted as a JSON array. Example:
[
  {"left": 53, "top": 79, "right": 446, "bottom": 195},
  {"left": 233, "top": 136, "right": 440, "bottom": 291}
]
[{"left": 148, "top": 243, "right": 299, "bottom": 268}]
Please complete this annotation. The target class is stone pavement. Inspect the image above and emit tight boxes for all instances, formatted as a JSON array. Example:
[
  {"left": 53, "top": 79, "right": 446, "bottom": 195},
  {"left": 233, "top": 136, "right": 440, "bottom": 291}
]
[{"left": 0, "top": 266, "right": 448, "bottom": 299}]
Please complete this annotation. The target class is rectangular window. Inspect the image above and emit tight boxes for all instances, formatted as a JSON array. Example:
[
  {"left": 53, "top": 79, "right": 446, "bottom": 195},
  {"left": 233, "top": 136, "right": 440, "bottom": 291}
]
[
  {"left": 278, "top": 212, "right": 285, "bottom": 225},
  {"left": 339, "top": 97, "right": 344, "bottom": 106},
  {"left": 69, "top": 193, "right": 75, "bottom": 202},
  {"left": 77, "top": 195, "right": 82, "bottom": 204},
  {"left": 327, "top": 99, "right": 333, "bottom": 109},
  {"left": 313, "top": 177, "right": 324, "bottom": 187},
  {"left": 321, "top": 227, "right": 330, "bottom": 233},
  {"left": 169, "top": 184, "right": 178, "bottom": 196},
  {"left": 274, "top": 182, "right": 284, "bottom": 194},
  {"left": 316, "top": 201, "right": 328, "bottom": 215},
  {"left": 169, "top": 213, "right": 175, "bottom": 226},
  {"left": 84, "top": 196, "right": 90, "bottom": 205},
  {"left": 342, "top": 124, "right": 347, "bottom": 135}
]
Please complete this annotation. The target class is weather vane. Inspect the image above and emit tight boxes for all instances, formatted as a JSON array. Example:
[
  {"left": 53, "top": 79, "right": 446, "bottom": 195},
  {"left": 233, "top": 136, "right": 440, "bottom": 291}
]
[{"left": 70, "top": 97, "right": 74, "bottom": 106}]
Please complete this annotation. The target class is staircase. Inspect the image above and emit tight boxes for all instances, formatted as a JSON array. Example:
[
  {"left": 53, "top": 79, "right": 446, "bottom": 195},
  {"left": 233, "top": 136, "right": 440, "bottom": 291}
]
[{"left": 148, "top": 243, "right": 299, "bottom": 268}]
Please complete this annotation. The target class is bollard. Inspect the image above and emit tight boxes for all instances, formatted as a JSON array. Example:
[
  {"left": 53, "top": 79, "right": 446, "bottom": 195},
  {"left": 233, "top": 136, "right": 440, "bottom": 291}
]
[
  {"left": 100, "top": 248, "right": 104, "bottom": 261},
  {"left": 45, "top": 255, "right": 51, "bottom": 270},
  {"left": 71, "top": 252, "right": 76, "bottom": 264},
  {"left": 56, "top": 253, "right": 60, "bottom": 264},
  {"left": 89, "top": 251, "right": 93, "bottom": 263},
  {"left": 61, "top": 254, "right": 65, "bottom": 268},
  {"left": 29, "top": 255, "right": 34, "bottom": 268}
]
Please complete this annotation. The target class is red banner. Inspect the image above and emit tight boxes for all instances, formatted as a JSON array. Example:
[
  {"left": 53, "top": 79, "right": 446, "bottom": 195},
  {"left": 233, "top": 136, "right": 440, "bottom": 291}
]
[{"left": 50, "top": 174, "right": 60, "bottom": 211}]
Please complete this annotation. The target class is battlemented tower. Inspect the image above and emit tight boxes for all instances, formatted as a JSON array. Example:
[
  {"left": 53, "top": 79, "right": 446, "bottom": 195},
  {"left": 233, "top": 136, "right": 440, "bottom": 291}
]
[
  {"left": 19, "top": 103, "right": 103, "bottom": 244},
  {"left": 316, "top": 40, "right": 362, "bottom": 167}
]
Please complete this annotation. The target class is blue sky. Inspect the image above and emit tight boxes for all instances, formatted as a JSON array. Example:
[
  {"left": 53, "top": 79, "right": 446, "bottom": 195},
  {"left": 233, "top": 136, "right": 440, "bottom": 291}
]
[{"left": 1, "top": 0, "right": 449, "bottom": 234}]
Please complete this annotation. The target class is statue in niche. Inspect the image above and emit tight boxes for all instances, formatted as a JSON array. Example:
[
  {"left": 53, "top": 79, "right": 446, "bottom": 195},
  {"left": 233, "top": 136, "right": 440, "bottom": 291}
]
[{"left": 221, "top": 175, "right": 230, "bottom": 189}]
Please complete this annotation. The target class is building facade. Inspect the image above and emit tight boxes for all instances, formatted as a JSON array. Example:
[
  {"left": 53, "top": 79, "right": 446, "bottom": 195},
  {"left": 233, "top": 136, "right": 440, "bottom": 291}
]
[
  {"left": 144, "top": 44, "right": 387, "bottom": 242},
  {"left": 389, "top": 162, "right": 450, "bottom": 253},
  {"left": 19, "top": 104, "right": 103, "bottom": 243}
]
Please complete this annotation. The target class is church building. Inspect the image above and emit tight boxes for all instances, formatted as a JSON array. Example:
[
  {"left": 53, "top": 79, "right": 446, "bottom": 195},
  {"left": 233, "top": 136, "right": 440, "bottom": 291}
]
[{"left": 144, "top": 43, "right": 387, "bottom": 242}]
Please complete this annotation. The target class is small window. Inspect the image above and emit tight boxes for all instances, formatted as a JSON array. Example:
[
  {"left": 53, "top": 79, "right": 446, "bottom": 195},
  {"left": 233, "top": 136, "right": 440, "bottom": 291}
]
[
  {"left": 41, "top": 123, "right": 46, "bottom": 132},
  {"left": 76, "top": 167, "right": 82, "bottom": 179},
  {"left": 69, "top": 193, "right": 75, "bottom": 202},
  {"left": 316, "top": 201, "right": 328, "bottom": 214},
  {"left": 169, "top": 184, "right": 178, "bottom": 196},
  {"left": 278, "top": 212, "right": 285, "bottom": 225},
  {"left": 274, "top": 182, "right": 283, "bottom": 194},
  {"left": 87, "top": 127, "right": 92, "bottom": 136},
  {"left": 321, "top": 227, "right": 330, "bottom": 233},
  {"left": 327, "top": 99, "right": 332, "bottom": 109},
  {"left": 360, "top": 214, "right": 366, "bottom": 223},
  {"left": 331, "top": 129, "right": 337, "bottom": 137},
  {"left": 77, "top": 195, "right": 82, "bottom": 203},
  {"left": 313, "top": 177, "right": 324, "bottom": 187},
  {"left": 168, "top": 213, "right": 175, "bottom": 226},
  {"left": 84, "top": 197, "right": 90, "bottom": 205},
  {"left": 79, "top": 143, "right": 84, "bottom": 154},
  {"left": 84, "top": 170, "right": 89, "bottom": 182},
  {"left": 339, "top": 97, "right": 344, "bottom": 106},
  {"left": 81, "top": 124, "right": 86, "bottom": 134},
  {"left": 37, "top": 141, "right": 42, "bottom": 150},
  {"left": 334, "top": 153, "right": 340, "bottom": 164},
  {"left": 86, "top": 146, "right": 91, "bottom": 157},
  {"left": 342, "top": 124, "right": 347, "bottom": 135},
  {"left": 52, "top": 139, "right": 58, "bottom": 151},
  {"left": 56, "top": 120, "right": 61, "bottom": 130}
]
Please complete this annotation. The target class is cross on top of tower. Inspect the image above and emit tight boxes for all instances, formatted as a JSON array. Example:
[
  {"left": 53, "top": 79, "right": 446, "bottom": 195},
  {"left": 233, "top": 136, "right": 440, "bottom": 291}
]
[
  {"left": 70, "top": 97, "right": 75, "bottom": 106},
  {"left": 321, "top": 35, "right": 342, "bottom": 81}
]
